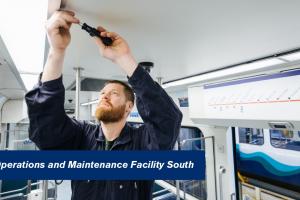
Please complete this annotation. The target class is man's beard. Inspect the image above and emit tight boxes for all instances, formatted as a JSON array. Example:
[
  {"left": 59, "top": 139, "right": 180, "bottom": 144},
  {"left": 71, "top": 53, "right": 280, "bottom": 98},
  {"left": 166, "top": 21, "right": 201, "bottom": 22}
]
[{"left": 95, "top": 102, "right": 126, "bottom": 123}]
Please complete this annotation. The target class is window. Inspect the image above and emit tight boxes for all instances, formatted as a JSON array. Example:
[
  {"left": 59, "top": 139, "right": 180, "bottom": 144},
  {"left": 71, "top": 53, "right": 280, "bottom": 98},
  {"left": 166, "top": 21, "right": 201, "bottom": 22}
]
[
  {"left": 176, "top": 127, "right": 203, "bottom": 150},
  {"left": 128, "top": 123, "right": 204, "bottom": 150},
  {"left": 128, "top": 124, "right": 207, "bottom": 199},
  {"left": 168, "top": 127, "right": 206, "bottom": 199},
  {"left": 3, "top": 123, "right": 36, "bottom": 150},
  {"left": 128, "top": 122, "right": 143, "bottom": 129},
  {"left": 238, "top": 128, "right": 264, "bottom": 145},
  {"left": 270, "top": 130, "right": 300, "bottom": 151}
]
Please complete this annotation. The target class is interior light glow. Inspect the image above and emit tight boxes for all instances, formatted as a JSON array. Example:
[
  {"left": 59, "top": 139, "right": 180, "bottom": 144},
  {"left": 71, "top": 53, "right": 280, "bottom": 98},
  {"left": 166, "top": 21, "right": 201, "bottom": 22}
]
[
  {"left": 280, "top": 51, "right": 300, "bottom": 62},
  {"left": 0, "top": 0, "right": 48, "bottom": 90},
  {"left": 163, "top": 58, "right": 285, "bottom": 88},
  {"left": 20, "top": 74, "right": 39, "bottom": 91}
]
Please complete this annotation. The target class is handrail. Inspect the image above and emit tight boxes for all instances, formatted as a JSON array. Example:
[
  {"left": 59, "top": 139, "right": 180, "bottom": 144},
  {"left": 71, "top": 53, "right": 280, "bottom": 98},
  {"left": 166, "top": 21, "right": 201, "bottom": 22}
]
[
  {"left": 219, "top": 166, "right": 226, "bottom": 200},
  {"left": 0, "top": 180, "right": 56, "bottom": 198},
  {"left": 0, "top": 181, "right": 42, "bottom": 196},
  {"left": 180, "top": 136, "right": 210, "bottom": 151},
  {"left": 0, "top": 193, "right": 24, "bottom": 200},
  {"left": 180, "top": 137, "right": 202, "bottom": 146},
  {"left": 155, "top": 180, "right": 200, "bottom": 200},
  {"left": 152, "top": 188, "right": 169, "bottom": 196}
]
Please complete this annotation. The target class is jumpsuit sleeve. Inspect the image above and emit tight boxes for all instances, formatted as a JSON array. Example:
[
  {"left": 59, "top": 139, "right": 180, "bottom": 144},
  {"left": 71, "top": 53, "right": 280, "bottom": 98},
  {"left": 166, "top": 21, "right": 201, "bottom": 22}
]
[
  {"left": 25, "top": 75, "right": 84, "bottom": 150},
  {"left": 128, "top": 65, "right": 183, "bottom": 150}
]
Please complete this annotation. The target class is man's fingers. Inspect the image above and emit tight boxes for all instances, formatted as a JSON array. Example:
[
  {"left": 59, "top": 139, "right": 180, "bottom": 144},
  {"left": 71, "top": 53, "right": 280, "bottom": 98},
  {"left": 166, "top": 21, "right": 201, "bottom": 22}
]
[
  {"left": 58, "top": 10, "right": 75, "bottom": 16},
  {"left": 94, "top": 37, "right": 105, "bottom": 50},
  {"left": 100, "top": 31, "right": 119, "bottom": 40},
  {"left": 59, "top": 12, "right": 80, "bottom": 24},
  {"left": 51, "top": 10, "right": 79, "bottom": 25},
  {"left": 97, "top": 26, "right": 106, "bottom": 33},
  {"left": 47, "top": 18, "right": 69, "bottom": 31}
]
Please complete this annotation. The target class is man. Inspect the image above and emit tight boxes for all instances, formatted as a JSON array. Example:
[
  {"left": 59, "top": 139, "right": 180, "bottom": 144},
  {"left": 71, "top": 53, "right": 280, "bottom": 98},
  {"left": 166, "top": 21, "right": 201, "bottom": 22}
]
[{"left": 25, "top": 10, "right": 182, "bottom": 200}]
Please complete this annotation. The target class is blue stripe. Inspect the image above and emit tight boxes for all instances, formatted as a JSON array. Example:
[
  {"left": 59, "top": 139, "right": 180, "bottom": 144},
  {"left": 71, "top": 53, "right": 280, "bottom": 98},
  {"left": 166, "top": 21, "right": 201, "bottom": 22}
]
[
  {"left": 236, "top": 145, "right": 300, "bottom": 176},
  {"left": 204, "top": 69, "right": 300, "bottom": 89}
]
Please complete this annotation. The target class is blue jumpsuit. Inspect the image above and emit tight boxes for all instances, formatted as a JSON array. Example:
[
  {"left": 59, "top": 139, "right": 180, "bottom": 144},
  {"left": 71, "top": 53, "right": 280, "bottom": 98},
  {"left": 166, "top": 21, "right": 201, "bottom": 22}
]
[{"left": 25, "top": 64, "right": 183, "bottom": 200}]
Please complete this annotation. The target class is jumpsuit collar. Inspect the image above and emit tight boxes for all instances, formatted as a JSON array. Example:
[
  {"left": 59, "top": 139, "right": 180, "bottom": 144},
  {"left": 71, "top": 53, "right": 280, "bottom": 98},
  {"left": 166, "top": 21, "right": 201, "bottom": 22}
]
[{"left": 97, "top": 123, "right": 132, "bottom": 146}]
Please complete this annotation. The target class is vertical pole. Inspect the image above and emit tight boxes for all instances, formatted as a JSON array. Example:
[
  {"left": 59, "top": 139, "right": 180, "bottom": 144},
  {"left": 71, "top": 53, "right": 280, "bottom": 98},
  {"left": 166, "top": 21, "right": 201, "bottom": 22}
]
[
  {"left": 231, "top": 127, "right": 239, "bottom": 200},
  {"left": 255, "top": 187, "right": 261, "bottom": 200},
  {"left": 211, "top": 136, "right": 218, "bottom": 200},
  {"left": 89, "top": 103, "right": 92, "bottom": 122},
  {"left": 74, "top": 67, "right": 83, "bottom": 120},
  {"left": 42, "top": 180, "right": 48, "bottom": 200},
  {"left": 175, "top": 180, "right": 180, "bottom": 200},
  {"left": 26, "top": 180, "right": 32, "bottom": 195},
  {"left": 156, "top": 77, "right": 163, "bottom": 85},
  {"left": 5, "top": 123, "right": 9, "bottom": 149},
  {"left": 0, "top": 124, "right": 7, "bottom": 150},
  {"left": 219, "top": 166, "right": 226, "bottom": 200}
]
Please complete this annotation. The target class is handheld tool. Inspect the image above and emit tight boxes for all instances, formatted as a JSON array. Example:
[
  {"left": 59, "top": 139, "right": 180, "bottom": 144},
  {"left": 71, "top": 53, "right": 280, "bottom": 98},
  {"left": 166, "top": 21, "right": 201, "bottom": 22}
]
[{"left": 79, "top": 22, "right": 113, "bottom": 46}]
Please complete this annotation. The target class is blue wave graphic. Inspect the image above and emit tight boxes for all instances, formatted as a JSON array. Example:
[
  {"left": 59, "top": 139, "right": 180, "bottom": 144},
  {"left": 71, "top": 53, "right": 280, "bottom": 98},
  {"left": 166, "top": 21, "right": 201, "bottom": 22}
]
[{"left": 236, "top": 145, "right": 300, "bottom": 176}]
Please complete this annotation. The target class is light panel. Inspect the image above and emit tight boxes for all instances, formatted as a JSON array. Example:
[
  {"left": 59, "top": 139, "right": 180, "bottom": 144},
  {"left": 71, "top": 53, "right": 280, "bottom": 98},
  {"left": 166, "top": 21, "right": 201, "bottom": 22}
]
[
  {"left": 163, "top": 58, "right": 285, "bottom": 88},
  {"left": 280, "top": 51, "right": 300, "bottom": 62}
]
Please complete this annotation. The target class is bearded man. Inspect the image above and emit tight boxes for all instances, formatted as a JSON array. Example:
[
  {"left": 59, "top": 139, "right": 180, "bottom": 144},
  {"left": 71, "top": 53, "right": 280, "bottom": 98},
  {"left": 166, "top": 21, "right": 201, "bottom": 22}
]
[{"left": 25, "top": 10, "right": 182, "bottom": 200}]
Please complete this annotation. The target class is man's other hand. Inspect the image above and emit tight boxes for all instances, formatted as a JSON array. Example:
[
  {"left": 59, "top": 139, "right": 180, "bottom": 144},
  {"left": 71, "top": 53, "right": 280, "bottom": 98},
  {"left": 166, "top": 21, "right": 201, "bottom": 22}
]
[
  {"left": 46, "top": 10, "right": 80, "bottom": 53},
  {"left": 94, "top": 26, "right": 137, "bottom": 77}
]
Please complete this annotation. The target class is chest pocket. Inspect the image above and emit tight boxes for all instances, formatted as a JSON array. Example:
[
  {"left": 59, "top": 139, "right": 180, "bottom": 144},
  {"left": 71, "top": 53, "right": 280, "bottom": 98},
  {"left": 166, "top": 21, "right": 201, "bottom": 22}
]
[{"left": 108, "top": 180, "right": 138, "bottom": 200}]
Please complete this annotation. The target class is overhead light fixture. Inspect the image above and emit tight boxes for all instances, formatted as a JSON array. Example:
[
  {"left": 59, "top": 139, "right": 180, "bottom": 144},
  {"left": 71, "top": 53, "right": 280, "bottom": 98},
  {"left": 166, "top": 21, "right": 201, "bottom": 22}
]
[
  {"left": 81, "top": 99, "right": 99, "bottom": 106},
  {"left": 162, "top": 58, "right": 285, "bottom": 88},
  {"left": 279, "top": 51, "right": 300, "bottom": 62}
]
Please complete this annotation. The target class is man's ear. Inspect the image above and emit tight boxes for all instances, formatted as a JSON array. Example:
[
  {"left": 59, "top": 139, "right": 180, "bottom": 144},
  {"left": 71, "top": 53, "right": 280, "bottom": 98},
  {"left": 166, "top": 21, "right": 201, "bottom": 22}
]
[{"left": 126, "top": 101, "right": 133, "bottom": 113}]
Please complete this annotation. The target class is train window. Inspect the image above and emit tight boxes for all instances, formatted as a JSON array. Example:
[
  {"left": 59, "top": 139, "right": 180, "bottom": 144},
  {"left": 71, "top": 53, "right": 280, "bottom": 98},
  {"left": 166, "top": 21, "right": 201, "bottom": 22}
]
[
  {"left": 238, "top": 128, "right": 264, "bottom": 145},
  {"left": 270, "top": 130, "right": 300, "bottom": 151},
  {"left": 4, "top": 123, "right": 36, "bottom": 150},
  {"left": 129, "top": 124, "right": 206, "bottom": 198},
  {"left": 177, "top": 127, "right": 203, "bottom": 150},
  {"left": 128, "top": 123, "right": 203, "bottom": 150},
  {"left": 127, "top": 122, "right": 143, "bottom": 128},
  {"left": 166, "top": 127, "right": 206, "bottom": 199}
]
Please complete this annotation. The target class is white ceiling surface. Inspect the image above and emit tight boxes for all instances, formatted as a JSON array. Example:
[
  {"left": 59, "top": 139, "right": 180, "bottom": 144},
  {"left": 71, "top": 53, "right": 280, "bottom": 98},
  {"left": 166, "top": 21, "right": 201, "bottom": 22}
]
[
  {"left": 58, "top": 0, "right": 300, "bottom": 86},
  {"left": 0, "top": 62, "right": 25, "bottom": 99},
  {"left": 0, "top": 36, "right": 26, "bottom": 99}
]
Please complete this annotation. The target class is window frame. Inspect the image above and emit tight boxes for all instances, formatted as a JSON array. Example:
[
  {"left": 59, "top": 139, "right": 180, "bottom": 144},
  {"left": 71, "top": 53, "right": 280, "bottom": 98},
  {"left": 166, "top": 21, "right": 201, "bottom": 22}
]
[
  {"left": 238, "top": 127, "right": 264, "bottom": 146},
  {"left": 270, "top": 129, "right": 300, "bottom": 151}
]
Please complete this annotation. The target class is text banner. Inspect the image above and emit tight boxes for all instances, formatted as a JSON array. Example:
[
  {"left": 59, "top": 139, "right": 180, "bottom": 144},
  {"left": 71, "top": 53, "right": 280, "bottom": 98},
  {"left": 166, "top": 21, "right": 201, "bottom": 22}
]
[{"left": 0, "top": 151, "right": 205, "bottom": 180}]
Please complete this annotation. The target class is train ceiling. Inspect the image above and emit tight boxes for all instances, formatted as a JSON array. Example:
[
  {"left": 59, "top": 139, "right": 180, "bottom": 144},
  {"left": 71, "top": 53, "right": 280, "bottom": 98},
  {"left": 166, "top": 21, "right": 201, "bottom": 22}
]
[{"left": 54, "top": 0, "right": 300, "bottom": 89}]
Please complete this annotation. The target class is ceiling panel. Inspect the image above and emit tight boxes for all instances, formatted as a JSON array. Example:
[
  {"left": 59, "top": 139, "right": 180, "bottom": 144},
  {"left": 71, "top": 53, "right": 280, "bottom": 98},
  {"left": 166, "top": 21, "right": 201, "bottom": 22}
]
[{"left": 53, "top": 0, "right": 300, "bottom": 84}]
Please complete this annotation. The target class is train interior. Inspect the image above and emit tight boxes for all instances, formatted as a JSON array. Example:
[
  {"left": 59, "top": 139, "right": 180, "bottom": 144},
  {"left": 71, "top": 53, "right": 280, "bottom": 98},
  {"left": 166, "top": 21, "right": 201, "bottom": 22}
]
[{"left": 0, "top": 0, "right": 300, "bottom": 199}]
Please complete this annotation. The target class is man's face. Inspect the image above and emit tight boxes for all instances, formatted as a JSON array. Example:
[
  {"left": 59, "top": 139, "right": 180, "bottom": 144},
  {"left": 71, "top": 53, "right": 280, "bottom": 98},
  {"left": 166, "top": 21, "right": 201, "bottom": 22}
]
[{"left": 95, "top": 83, "right": 131, "bottom": 123}]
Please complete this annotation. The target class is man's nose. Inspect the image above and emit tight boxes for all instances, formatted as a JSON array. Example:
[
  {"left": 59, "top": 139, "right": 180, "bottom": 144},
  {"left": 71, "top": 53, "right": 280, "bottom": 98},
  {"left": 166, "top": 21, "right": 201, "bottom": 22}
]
[{"left": 101, "top": 93, "right": 110, "bottom": 100}]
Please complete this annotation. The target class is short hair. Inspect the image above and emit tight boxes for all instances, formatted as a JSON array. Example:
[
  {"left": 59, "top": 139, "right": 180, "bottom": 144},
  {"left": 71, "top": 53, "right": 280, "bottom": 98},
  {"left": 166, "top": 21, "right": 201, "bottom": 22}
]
[{"left": 104, "top": 80, "right": 135, "bottom": 104}]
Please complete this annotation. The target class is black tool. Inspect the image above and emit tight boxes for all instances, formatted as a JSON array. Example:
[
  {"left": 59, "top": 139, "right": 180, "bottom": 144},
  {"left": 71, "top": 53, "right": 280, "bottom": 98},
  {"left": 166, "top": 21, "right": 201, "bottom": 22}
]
[{"left": 79, "top": 22, "right": 113, "bottom": 46}]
